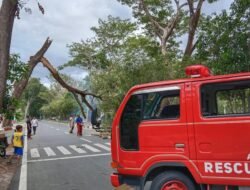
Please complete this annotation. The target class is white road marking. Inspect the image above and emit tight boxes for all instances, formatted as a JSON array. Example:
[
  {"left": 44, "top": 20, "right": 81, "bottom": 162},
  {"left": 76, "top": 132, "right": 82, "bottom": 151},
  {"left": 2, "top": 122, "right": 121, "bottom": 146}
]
[
  {"left": 57, "top": 146, "right": 71, "bottom": 155},
  {"left": 44, "top": 147, "right": 56, "bottom": 156},
  {"left": 105, "top": 142, "right": 111, "bottom": 146},
  {"left": 56, "top": 129, "right": 60, "bottom": 131},
  {"left": 80, "top": 138, "right": 92, "bottom": 143},
  {"left": 64, "top": 132, "right": 69, "bottom": 135},
  {"left": 82, "top": 144, "right": 100, "bottom": 153},
  {"left": 19, "top": 128, "right": 27, "bottom": 190},
  {"left": 30, "top": 148, "right": 40, "bottom": 158},
  {"left": 94, "top": 143, "right": 110, "bottom": 151},
  {"left": 69, "top": 145, "right": 86, "bottom": 154},
  {"left": 27, "top": 153, "right": 111, "bottom": 163}
]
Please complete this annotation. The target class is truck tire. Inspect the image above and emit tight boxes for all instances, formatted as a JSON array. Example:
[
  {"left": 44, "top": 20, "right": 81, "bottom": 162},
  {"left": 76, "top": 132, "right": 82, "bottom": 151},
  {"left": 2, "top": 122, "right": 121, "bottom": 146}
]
[{"left": 150, "top": 171, "right": 196, "bottom": 190}]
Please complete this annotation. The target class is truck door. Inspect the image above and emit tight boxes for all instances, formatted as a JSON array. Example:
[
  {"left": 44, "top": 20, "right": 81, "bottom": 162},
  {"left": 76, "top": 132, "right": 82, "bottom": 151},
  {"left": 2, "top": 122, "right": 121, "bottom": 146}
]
[
  {"left": 193, "top": 78, "right": 250, "bottom": 183},
  {"left": 118, "top": 84, "right": 189, "bottom": 170}
]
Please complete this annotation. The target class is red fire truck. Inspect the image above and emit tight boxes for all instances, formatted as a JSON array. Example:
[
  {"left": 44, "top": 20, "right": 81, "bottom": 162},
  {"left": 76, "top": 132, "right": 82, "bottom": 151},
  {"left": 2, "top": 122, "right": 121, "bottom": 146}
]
[{"left": 110, "top": 65, "right": 250, "bottom": 190}]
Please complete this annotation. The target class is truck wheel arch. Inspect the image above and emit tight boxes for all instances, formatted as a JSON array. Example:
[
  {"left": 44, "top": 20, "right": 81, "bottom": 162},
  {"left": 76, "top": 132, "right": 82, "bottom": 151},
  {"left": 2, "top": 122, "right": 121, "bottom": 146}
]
[{"left": 143, "top": 162, "right": 201, "bottom": 187}]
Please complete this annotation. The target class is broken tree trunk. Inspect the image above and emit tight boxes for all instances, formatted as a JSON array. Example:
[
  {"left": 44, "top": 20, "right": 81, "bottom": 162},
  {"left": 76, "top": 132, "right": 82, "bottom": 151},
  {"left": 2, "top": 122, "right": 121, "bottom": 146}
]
[{"left": 12, "top": 38, "right": 53, "bottom": 99}]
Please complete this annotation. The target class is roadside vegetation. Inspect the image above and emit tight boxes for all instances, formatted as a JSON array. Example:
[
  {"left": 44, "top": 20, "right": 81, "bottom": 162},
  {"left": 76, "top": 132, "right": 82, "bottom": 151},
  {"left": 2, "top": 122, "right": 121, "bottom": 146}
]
[{"left": 0, "top": 0, "right": 249, "bottom": 127}]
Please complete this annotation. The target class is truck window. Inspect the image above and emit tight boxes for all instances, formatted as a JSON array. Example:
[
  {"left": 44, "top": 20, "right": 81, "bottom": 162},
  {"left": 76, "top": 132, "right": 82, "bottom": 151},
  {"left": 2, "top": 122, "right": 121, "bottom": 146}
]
[
  {"left": 120, "top": 89, "right": 180, "bottom": 150},
  {"left": 143, "top": 90, "right": 180, "bottom": 120},
  {"left": 201, "top": 80, "right": 250, "bottom": 117},
  {"left": 120, "top": 94, "right": 142, "bottom": 150}
]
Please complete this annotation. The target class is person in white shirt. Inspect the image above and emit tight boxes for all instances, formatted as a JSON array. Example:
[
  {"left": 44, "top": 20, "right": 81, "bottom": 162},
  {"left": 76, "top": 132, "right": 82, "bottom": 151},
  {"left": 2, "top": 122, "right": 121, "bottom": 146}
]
[
  {"left": 69, "top": 115, "right": 75, "bottom": 134},
  {"left": 31, "top": 117, "right": 39, "bottom": 135}
]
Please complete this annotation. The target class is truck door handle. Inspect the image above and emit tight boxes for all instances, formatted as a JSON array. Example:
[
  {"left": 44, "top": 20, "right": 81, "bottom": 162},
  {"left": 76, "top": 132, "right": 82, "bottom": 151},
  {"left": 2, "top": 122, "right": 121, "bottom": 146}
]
[{"left": 175, "top": 144, "right": 185, "bottom": 148}]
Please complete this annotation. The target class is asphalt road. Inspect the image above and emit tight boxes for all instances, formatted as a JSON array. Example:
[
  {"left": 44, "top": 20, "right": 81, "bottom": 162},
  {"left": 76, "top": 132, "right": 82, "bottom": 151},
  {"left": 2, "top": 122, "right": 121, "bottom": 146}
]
[{"left": 9, "top": 120, "right": 113, "bottom": 190}]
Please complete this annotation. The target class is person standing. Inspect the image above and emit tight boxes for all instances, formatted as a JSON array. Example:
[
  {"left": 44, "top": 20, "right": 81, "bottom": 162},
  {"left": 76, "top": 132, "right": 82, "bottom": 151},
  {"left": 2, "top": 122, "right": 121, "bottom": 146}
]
[
  {"left": 69, "top": 115, "right": 75, "bottom": 134},
  {"left": 31, "top": 117, "right": 38, "bottom": 135},
  {"left": 26, "top": 116, "right": 32, "bottom": 139},
  {"left": 75, "top": 115, "right": 83, "bottom": 136},
  {"left": 8, "top": 125, "right": 24, "bottom": 164}
]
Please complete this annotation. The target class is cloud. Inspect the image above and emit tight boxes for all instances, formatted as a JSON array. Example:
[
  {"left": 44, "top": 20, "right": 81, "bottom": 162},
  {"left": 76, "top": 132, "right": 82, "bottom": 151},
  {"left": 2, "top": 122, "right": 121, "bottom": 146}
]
[
  {"left": 7, "top": 0, "right": 132, "bottom": 83},
  {"left": 1, "top": 0, "right": 233, "bottom": 85}
]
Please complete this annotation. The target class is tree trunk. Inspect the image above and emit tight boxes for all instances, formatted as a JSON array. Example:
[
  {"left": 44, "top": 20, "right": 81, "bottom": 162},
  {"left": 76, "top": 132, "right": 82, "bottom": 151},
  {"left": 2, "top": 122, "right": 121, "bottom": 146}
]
[
  {"left": 24, "top": 99, "right": 31, "bottom": 119},
  {"left": 0, "top": 0, "right": 18, "bottom": 111},
  {"left": 183, "top": 0, "right": 204, "bottom": 58}
]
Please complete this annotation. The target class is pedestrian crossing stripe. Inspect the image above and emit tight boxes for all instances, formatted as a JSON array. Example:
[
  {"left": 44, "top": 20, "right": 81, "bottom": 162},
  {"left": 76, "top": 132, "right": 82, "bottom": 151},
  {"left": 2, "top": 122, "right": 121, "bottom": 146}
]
[
  {"left": 69, "top": 145, "right": 86, "bottom": 154},
  {"left": 30, "top": 143, "right": 110, "bottom": 158},
  {"left": 105, "top": 142, "right": 111, "bottom": 146},
  {"left": 30, "top": 148, "right": 40, "bottom": 158},
  {"left": 44, "top": 147, "right": 56, "bottom": 156},
  {"left": 57, "top": 146, "right": 71, "bottom": 155},
  {"left": 80, "top": 138, "right": 92, "bottom": 143},
  {"left": 94, "top": 143, "right": 110, "bottom": 151},
  {"left": 82, "top": 144, "right": 100, "bottom": 153}
]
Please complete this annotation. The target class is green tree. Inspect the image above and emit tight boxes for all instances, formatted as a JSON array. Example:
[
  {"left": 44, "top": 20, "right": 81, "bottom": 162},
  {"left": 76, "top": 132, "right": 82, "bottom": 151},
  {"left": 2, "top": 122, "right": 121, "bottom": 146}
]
[
  {"left": 41, "top": 92, "right": 78, "bottom": 120},
  {"left": 22, "top": 78, "right": 48, "bottom": 118},
  {"left": 2, "top": 54, "right": 27, "bottom": 122},
  {"left": 195, "top": 0, "right": 250, "bottom": 74},
  {"left": 65, "top": 16, "right": 169, "bottom": 125},
  {"left": 117, "top": 0, "right": 218, "bottom": 59}
]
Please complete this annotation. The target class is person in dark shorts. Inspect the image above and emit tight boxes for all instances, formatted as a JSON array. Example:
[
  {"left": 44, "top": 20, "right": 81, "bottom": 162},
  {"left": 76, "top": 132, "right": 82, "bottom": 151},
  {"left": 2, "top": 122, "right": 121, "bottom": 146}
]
[
  {"left": 69, "top": 115, "right": 75, "bottom": 134},
  {"left": 8, "top": 125, "right": 24, "bottom": 164},
  {"left": 26, "top": 116, "right": 32, "bottom": 139}
]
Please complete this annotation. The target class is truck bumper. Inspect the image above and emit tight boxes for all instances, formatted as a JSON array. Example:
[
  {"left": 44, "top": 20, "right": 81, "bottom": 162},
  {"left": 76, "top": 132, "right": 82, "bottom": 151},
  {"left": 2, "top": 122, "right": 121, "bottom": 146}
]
[
  {"left": 110, "top": 173, "right": 120, "bottom": 187},
  {"left": 111, "top": 173, "right": 144, "bottom": 189}
]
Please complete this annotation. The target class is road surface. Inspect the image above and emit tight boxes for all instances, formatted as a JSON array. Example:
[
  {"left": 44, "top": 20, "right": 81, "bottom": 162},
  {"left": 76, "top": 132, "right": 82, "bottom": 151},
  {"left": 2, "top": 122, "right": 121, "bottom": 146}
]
[{"left": 9, "top": 120, "right": 113, "bottom": 190}]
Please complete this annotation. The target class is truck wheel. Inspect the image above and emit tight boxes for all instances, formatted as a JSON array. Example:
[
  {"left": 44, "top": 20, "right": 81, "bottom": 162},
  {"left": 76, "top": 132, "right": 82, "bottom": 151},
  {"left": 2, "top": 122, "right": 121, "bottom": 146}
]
[{"left": 150, "top": 171, "right": 196, "bottom": 190}]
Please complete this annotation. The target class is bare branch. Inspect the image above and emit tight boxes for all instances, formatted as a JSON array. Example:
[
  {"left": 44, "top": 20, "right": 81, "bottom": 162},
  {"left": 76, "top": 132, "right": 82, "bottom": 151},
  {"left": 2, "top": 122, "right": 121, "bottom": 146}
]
[
  {"left": 72, "top": 93, "right": 86, "bottom": 118},
  {"left": 183, "top": 0, "right": 204, "bottom": 58},
  {"left": 81, "top": 96, "right": 94, "bottom": 111},
  {"left": 191, "top": 39, "right": 199, "bottom": 54},
  {"left": 179, "top": 2, "right": 188, "bottom": 10},
  {"left": 187, "top": 0, "right": 194, "bottom": 15},
  {"left": 40, "top": 57, "right": 101, "bottom": 101},
  {"left": 196, "top": 0, "right": 204, "bottom": 13},
  {"left": 12, "top": 38, "right": 52, "bottom": 99}
]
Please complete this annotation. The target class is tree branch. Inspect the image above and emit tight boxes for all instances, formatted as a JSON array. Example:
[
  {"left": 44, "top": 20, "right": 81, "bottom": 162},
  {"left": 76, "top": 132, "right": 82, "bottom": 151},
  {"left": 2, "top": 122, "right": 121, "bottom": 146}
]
[
  {"left": 12, "top": 37, "right": 52, "bottom": 99},
  {"left": 163, "top": 1, "right": 187, "bottom": 42},
  {"left": 183, "top": 0, "right": 204, "bottom": 58},
  {"left": 139, "top": 0, "right": 164, "bottom": 32},
  {"left": 40, "top": 57, "right": 100, "bottom": 110},
  {"left": 81, "top": 96, "right": 93, "bottom": 111},
  {"left": 72, "top": 93, "right": 86, "bottom": 118},
  {"left": 187, "top": 0, "right": 194, "bottom": 15}
]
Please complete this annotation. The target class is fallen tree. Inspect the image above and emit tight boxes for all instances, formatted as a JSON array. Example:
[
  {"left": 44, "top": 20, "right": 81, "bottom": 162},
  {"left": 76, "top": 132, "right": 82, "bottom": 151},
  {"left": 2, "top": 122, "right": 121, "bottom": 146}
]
[{"left": 2, "top": 38, "right": 100, "bottom": 127}]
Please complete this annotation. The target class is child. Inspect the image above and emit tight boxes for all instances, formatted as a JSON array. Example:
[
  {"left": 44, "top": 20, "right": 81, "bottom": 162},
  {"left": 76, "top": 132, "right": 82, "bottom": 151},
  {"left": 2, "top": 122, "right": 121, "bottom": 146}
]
[{"left": 8, "top": 125, "right": 24, "bottom": 164}]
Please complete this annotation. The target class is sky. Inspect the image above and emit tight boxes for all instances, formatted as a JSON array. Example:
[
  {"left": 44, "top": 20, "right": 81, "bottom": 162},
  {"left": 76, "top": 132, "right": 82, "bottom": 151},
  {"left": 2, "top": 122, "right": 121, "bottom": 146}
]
[{"left": 0, "top": 0, "right": 233, "bottom": 87}]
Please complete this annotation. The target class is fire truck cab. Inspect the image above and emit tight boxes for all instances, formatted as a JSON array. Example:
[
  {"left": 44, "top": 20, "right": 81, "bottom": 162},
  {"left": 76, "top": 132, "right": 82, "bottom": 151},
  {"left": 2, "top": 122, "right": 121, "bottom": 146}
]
[{"left": 110, "top": 65, "right": 250, "bottom": 190}]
